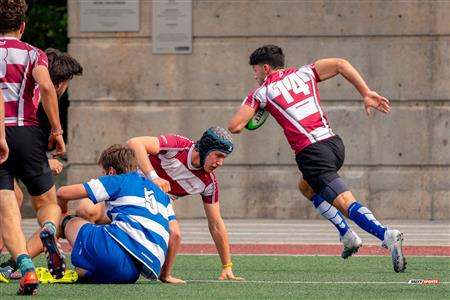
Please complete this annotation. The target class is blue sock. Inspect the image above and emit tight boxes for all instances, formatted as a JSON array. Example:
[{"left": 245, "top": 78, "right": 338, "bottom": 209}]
[
  {"left": 348, "top": 202, "right": 386, "bottom": 240},
  {"left": 311, "top": 194, "right": 350, "bottom": 237},
  {"left": 43, "top": 221, "right": 57, "bottom": 235},
  {"left": 17, "top": 254, "right": 35, "bottom": 275}
]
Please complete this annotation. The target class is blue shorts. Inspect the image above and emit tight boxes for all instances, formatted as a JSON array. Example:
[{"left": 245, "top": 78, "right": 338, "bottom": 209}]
[{"left": 71, "top": 223, "right": 141, "bottom": 284}]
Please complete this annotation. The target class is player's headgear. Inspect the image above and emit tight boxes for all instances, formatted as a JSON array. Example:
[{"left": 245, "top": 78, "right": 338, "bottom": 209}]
[{"left": 197, "top": 126, "right": 234, "bottom": 166}]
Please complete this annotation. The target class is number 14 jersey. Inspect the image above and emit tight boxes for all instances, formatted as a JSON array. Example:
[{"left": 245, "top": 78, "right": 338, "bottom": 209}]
[{"left": 243, "top": 64, "right": 335, "bottom": 155}]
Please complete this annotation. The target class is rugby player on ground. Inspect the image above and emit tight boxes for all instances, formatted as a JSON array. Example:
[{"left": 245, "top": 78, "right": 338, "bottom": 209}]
[
  {"left": 56, "top": 144, "right": 175, "bottom": 284},
  {"left": 77, "top": 126, "right": 243, "bottom": 283}
]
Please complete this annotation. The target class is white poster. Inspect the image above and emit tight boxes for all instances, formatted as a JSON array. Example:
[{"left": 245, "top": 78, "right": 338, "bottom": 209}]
[
  {"left": 153, "top": 0, "right": 192, "bottom": 54},
  {"left": 80, "top": 1, "right": 139, "bottom": 32}
]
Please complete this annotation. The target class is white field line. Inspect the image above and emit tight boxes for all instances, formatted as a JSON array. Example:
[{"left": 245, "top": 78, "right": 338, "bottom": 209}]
[
  {"left": 187, "top": 279, "right": 450, "bottom": 285},
  {"left": 178, "top": 253, "right": 450, "bottom": 257}
]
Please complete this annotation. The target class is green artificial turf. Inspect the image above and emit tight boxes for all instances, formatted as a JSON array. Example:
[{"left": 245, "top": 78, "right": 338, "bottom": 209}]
[{"left": 1, "top": 255, "right": 448, "bottom": 299}]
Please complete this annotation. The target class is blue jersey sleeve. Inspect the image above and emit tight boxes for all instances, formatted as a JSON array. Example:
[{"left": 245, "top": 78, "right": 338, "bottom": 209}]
[
  {"left": 167, "top": 202, "right": 176, "bottom": 221},
  {"left": 83, "top": 174, "right": 126, "bottom": 204}
]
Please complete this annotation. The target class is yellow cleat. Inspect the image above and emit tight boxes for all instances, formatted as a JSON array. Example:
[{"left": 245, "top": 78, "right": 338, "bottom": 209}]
[
  {"left": 0, "top": 266, "right": 13, "bottom": 283},
  {"left": 36, "top": 267, "right": 78, "bottom": 284},
  {"left": 0, "top": 274, "right": 9, "bottom": 283}
]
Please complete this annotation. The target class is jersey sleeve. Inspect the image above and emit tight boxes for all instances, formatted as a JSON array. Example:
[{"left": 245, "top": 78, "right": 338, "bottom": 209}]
[
  {"left": 242, "top": 89, "right": 261, "bottom": 111},
  {"left": 300, "top": 64, "right": 321, "bottom": 83},
  {"left": 158, "top": 134, "right": 193, "bottom": 152},
  {"left": 167, "top": 203, "right": 176, "bottom": 221},
  {"left": 201, "top": 172, "right": 219, "bottom": 204},
  {"left": 83, "top": 174, "right": 125, "bottom": 204},
  {"left": 33, "top": 48, "right": 49, "bottom": 69}
]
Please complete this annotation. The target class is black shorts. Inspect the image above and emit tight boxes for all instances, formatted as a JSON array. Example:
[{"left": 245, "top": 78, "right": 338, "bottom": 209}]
[
  {"left": 0, "top": 126, "right": 53, "bottom": 196},
  {"left": 295, "top": 135, "right": 345, "bottom": 194}
]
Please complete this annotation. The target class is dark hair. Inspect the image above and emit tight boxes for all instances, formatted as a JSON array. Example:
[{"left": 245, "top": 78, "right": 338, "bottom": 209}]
[
  {"left": 45, "top": 48, "right": 83, "bottom": 85},
  {"left": 249, "top": 45, "right": 285, "bottom": 69},
  {"left": 0, "top": 0, "right": 27, "bottom": 34},
  {"left": 98, "top": 144, "right": 138, "bottom": 175}
]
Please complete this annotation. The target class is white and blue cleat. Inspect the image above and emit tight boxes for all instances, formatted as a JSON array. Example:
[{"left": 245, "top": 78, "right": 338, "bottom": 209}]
[
  {"left": 340, "top": 229, "right": 363, "bottom": 259},
  {"left": 382, "top": 228, "right": 407, "bottom": 272}
]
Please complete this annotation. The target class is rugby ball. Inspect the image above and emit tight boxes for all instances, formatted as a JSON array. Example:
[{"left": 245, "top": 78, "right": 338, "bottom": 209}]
[{"left": 245, "top": 108, "right": 270, "bottom": 130}]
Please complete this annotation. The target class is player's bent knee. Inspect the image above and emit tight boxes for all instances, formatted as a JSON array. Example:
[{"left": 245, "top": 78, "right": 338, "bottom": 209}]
[
  {"left": 318, "top": 177, "right": 349, "bottom": 203},
  {"left": 76, "top": 206, "right": 96, "bottom": 223},
  {"left": 64, "top": 217, "right": 89, "bottom": 245},
  {"left": 75, "top": 200, "right": 102, "bottom": 223}
]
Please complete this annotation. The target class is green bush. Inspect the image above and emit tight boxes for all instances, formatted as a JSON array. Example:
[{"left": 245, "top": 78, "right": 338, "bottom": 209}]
[{"left": 23, "top": 2, "right": 68, "bottom": 51}]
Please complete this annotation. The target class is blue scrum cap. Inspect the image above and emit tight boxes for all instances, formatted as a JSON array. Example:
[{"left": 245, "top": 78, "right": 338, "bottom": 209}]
[{"left": 197, "top": 126, "right": 234, "bottom": 166}]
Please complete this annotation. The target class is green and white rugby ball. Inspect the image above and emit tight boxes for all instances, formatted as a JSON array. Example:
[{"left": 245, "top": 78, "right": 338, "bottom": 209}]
[{"left": 245, "top": 108, "right": 270, "bottom": 131}]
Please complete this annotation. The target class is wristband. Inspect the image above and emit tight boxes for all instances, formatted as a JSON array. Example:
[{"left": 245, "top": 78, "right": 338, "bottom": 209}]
[
  {"left": 51, "top": 129, "right": 63, "bottom": 137},
  {"left": 147, "top": 170, "right": 159, "bottom": 181},
  {"left": 222, "top": 263, "right": 233, "bottom": 269}
]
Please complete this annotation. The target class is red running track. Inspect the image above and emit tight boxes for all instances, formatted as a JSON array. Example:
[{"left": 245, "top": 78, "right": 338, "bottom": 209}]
[
  {"left": 55, "top": 243, "right": 450, "bottom": 256},
  {"left": 181, "top": 244, "right": 450, "bottom": 256}
]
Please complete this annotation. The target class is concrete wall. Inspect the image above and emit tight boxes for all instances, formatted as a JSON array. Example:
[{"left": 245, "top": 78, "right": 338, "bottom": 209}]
[{"left": 66, "top": 0, "right": 450, "bottom": 220}]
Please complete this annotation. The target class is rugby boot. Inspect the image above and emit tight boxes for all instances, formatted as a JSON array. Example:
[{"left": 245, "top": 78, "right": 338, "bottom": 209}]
[
  {"left": 382, "top": 228, "right": 407, "bottom": 272},
  {"left": 0, "top": 266, "right": 13, "bottom": 283},
  {"left": 340, "top": 229, "right": 362, "bottom": 259},
  {"left": 17, "top": 271, "right": 39, "bottom": 296},
  {"left": 40, "top": 227, "right": 66, "bottom": 279},
  {"left": 36, "top": 267, "right": 78, "bottom": 284}
]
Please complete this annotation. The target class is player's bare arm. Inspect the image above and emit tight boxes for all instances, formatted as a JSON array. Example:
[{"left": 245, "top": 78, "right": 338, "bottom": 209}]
[
  {"left": 126, "top": 136, "right": 171, "bottom": 192},
  {"left": 203, "top": 202, "right": 244, "bottom": 281},
  {"left": 159, "top": 219, "right": 186, "bottom": 284},
  {"left": 32, "top": 65, "right": 65, "bottom": 156},
  {"left": 0, "top": 89, "right": 9, "bottom": 164},
  {"left": 56, "top": 184, "right": 88, "bottom": 214},
  {"left": 314, "top": 58, "right": 390, "bottom": 116},
  {"left": 228, "top": 105, "right": 256, "bottom": 134}
]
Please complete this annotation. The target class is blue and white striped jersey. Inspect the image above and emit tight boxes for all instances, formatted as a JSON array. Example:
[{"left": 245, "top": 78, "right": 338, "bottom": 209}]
[{"left": 83, "top": 171, "right": 175, "bottom": 280}]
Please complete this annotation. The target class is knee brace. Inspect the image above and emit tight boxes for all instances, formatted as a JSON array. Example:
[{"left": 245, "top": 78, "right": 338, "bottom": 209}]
[{"left": 318, "top": 177, "right": 349, "bottom": 203}]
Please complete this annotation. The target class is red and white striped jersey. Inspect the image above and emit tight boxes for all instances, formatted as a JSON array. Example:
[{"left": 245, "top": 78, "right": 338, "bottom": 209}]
[
  {"left": 0, "top": 37, "right": 48, "bottom": 126},
  {"left": 149, "top": 134, "right": 219, "bottom": 204},
  {"left": 243, "top": 64, "right": 335, "bottom": 154}
]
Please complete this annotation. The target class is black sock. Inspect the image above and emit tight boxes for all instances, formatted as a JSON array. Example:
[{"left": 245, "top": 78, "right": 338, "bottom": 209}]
[{"left": 0, "top": 257, "right": 18, "bottom": 271}]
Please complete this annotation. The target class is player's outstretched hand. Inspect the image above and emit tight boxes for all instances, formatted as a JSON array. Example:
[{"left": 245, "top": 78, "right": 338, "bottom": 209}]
[
  {"left": 153, "top": 177, "right": 171, "bottom": 193},
  {"left": 0, "top": 138, "right": 9, "bottom": 164},
  {"left": 363, "top": 90, "right": 390, "bottom": 116},
  {"left": 219, "top": 268, "right": 244, "bottom": 281},
  {"left": 49, "top": 159, "right": 63, "bottom": 176},
  {"left": 159, "top": 274, "right": 186, "bottom": 284}
]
